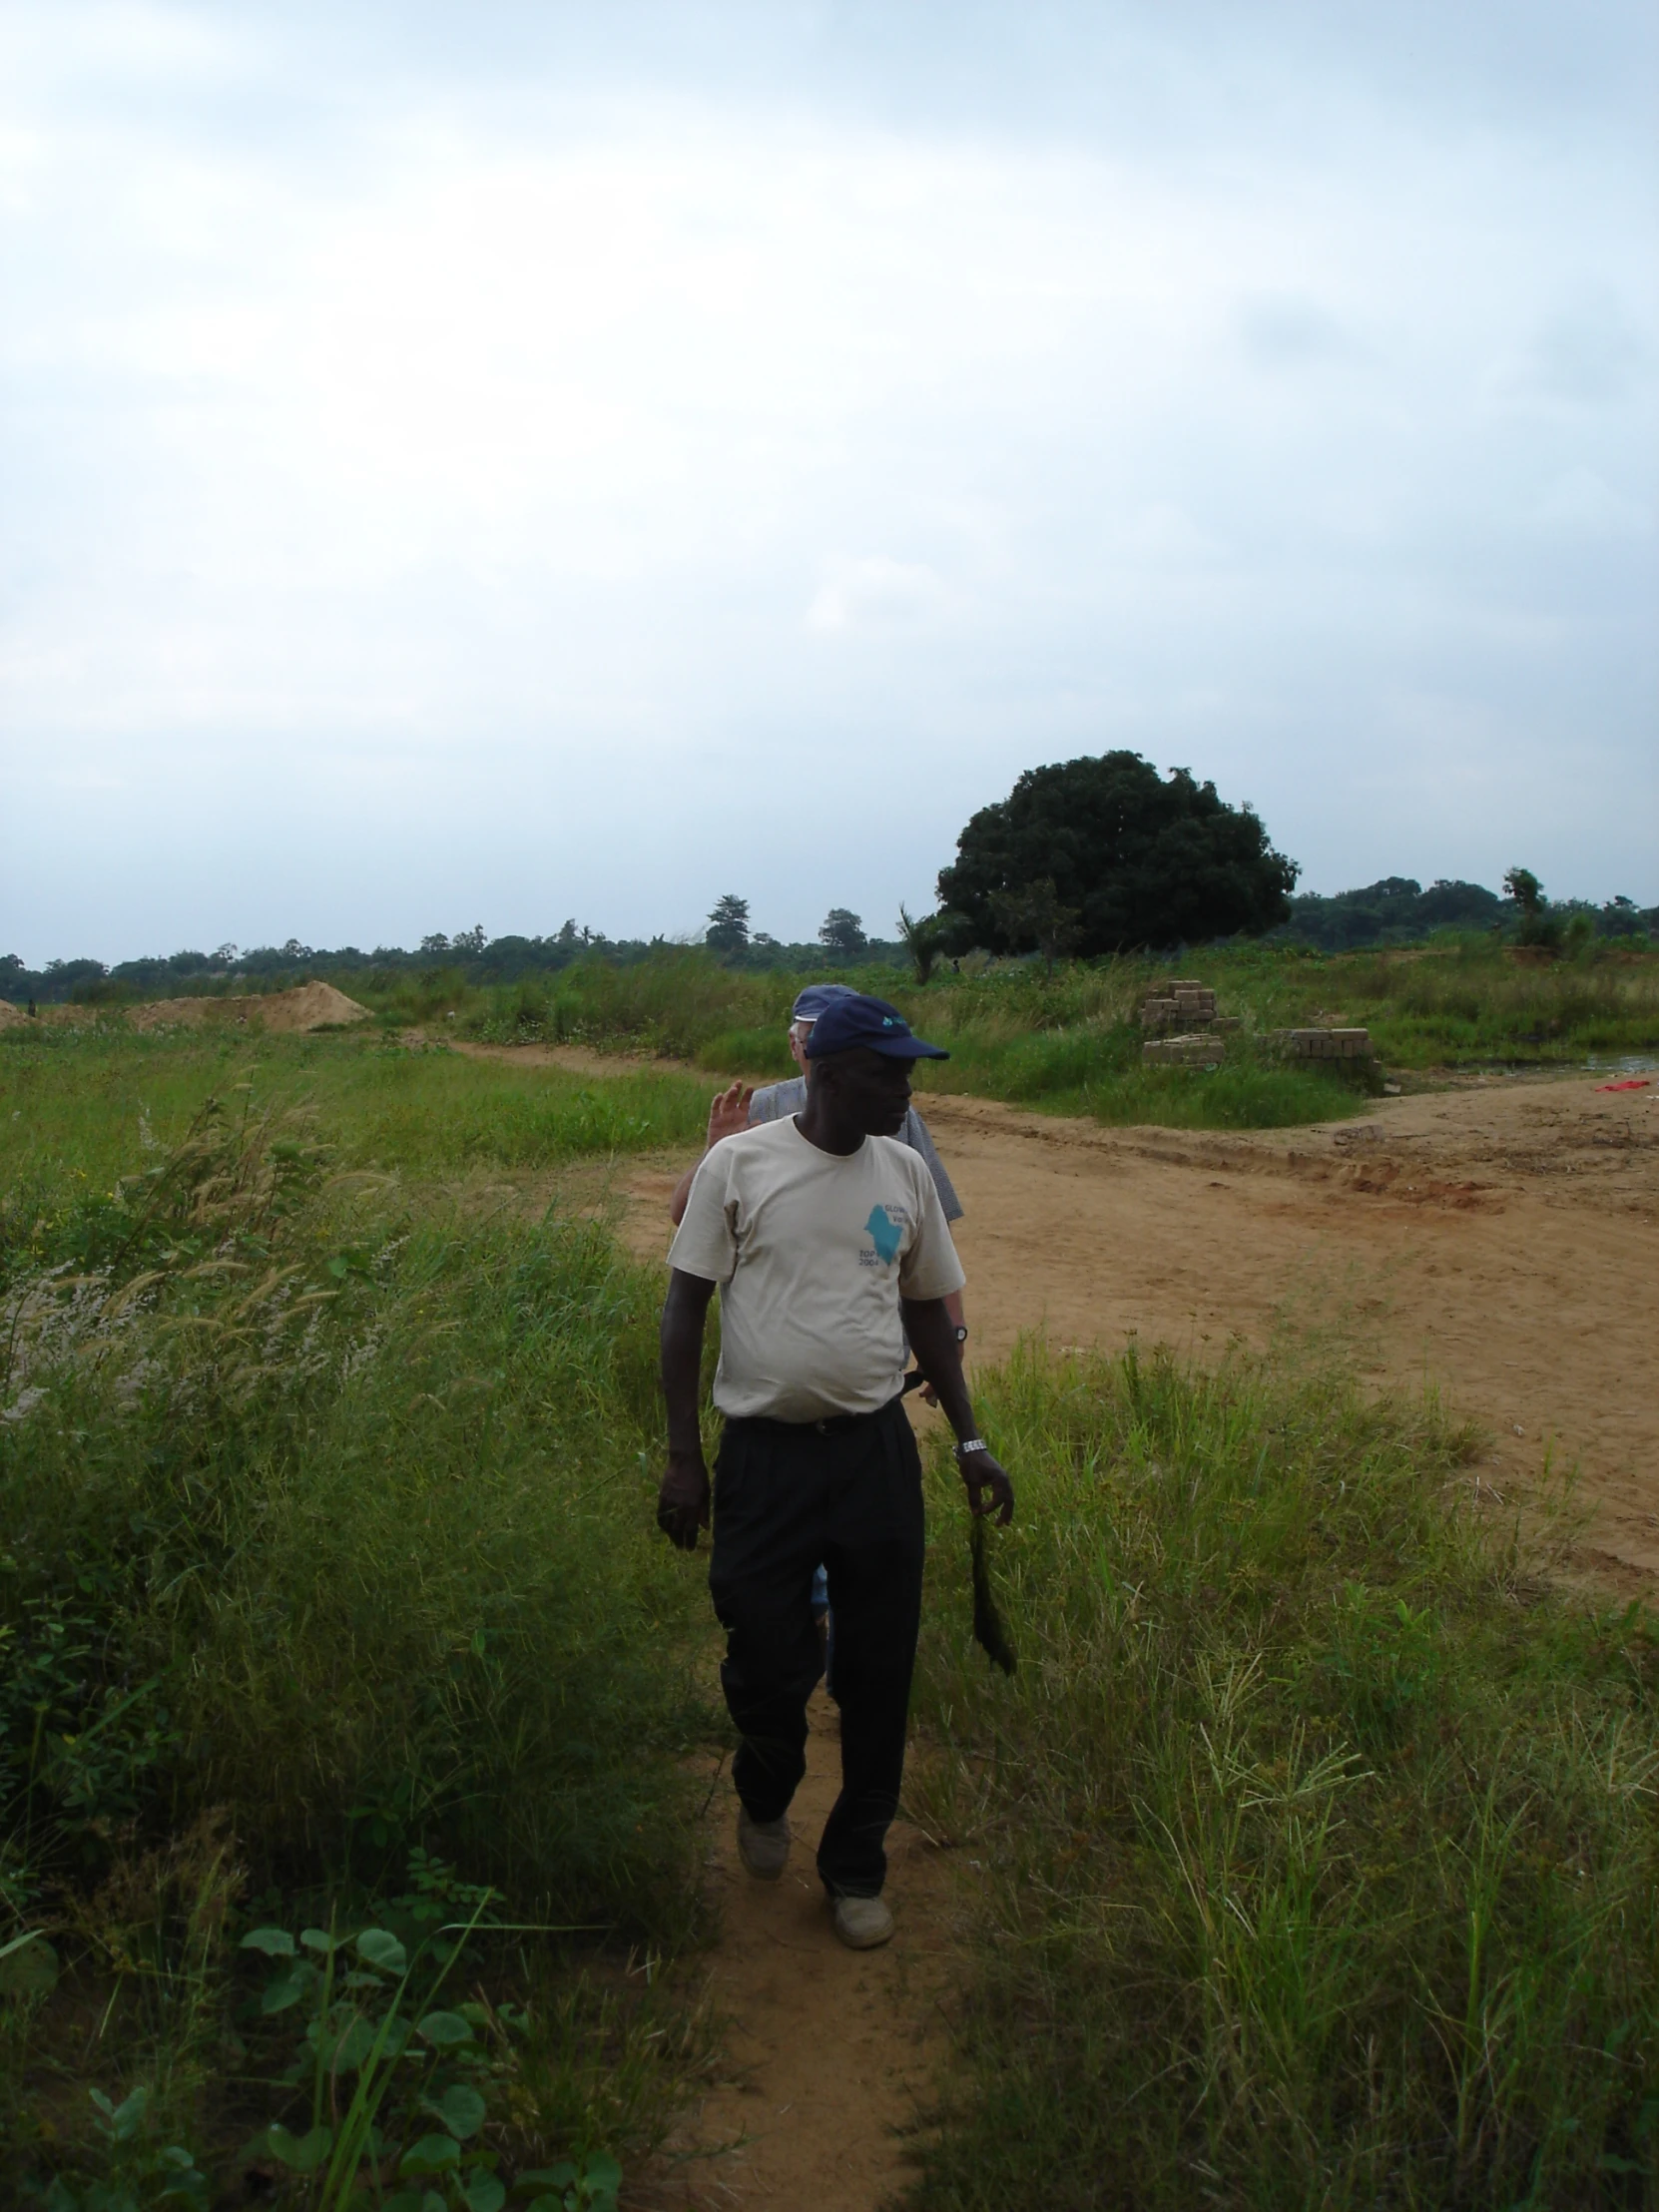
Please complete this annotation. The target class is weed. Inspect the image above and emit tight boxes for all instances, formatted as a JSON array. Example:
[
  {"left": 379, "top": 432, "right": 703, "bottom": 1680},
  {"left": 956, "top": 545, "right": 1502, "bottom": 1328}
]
[
  {"left": 0, "top": 1061, "right": 720, "bottom": 2202},
  {"left": 905, "top": 1342, "right": 1659, "bottom": 2207}
]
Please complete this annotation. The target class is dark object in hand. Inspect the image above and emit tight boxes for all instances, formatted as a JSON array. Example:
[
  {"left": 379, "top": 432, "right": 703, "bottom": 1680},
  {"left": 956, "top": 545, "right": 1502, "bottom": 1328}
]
[{"left": 970, "top": 1513, "right": 1017, "bottom": 1676}]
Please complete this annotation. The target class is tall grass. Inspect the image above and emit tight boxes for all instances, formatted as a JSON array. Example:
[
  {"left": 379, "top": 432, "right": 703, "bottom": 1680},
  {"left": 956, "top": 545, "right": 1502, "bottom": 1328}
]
[
  {"left": 342, "top": 939, "right": 1659, "bottom": 1127},
  {"left": 0, "top": 1026, "right": 710, "bottom": 1214},
  {"left": 907, "top": 1344, "right": 1659, "bottom": 2208},
  {"left": 0, "top": 1052, "right": 721, "bottom": 2197},
  {"left": 2, "top": 1095, "right": 712, "bottom": 1922}
]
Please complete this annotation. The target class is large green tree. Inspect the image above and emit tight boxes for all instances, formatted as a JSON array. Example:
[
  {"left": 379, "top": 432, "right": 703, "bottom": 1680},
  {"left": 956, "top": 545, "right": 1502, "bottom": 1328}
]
[{"left": 936, "top": 752, "right": 1298, "bottom": 955}]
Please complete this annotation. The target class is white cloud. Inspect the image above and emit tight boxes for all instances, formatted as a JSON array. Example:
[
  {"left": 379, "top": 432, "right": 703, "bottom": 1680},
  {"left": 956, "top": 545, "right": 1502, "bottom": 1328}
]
[
  {"left": 807, "top": 557, "right": 948, "bottom": 633},
  {"left": 1533, "top": 468, "right": 1652, "bottom": 539},
  {"left": 0, "top": 2, "right": 1655, "bottom": 960}
]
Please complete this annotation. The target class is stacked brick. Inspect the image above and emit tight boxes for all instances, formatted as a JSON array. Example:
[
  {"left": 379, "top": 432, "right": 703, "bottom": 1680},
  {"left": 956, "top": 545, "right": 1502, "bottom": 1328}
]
[
  {"left": 1272, "top": 1028, "right": 1373, "bottom": 1060},
  {"left": 1135, "top": 977, "right": 1375, "bottom": 1067},
  {"left": 1140, "top": 979, "right": 1227, "bottom": 1065},
  {"left": 1139, "top": 980, "right": 1217, "bottom": 1035},
  {"left": 1142, "top": 1034, "right": 1227, "bottom": 1066}
]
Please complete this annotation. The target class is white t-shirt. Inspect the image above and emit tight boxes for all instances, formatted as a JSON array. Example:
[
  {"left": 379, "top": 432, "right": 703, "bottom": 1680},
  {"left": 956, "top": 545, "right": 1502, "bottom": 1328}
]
[
  {"left": 748, "top": 1076, "right": 964, "bottom": 1222},
  {"left": 668, "top": 1116, "right": 966, "bottom": 1422}
]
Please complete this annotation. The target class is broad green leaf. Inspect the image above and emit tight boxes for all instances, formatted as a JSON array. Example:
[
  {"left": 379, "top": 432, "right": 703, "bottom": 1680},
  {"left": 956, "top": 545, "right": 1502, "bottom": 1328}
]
[
  {"left": 261, "top": 1969, "right": 309, "bottom": 2014},
  {"left": 300, "top": 1927, "right": 344, "bottom": 1954},
  {"left": 356, "top": 1927, "right": 408, "bottom": 1973},
  {"left": 577, "top": 2151, "right": 621, "bottom": 2209},
  {"left": 462, "top": 2177, "right": 507, "bottom": 2212},
  {"left": 324, "top": 2012, "right": 377, "bottom": 2070},
  {"left": 416, "top": 2008, "right": 474, "bottom": 2046},
  {"left": 0, "top": 1933, "right": 60, "bottom": 1999},
  {"left": 516, "top": 2170, "right": 576, "bottom": 2192},
  {"left": 239, "top": 1927, "right": 296, "bottom": 1957},
  {"left": 428, "top": 2081, "right": 487, "bottom": 2139},
  {"left": 264, "top": 2123, "right": 333, "bottom": 2173},
  {"left": 152, "top": 2157, "right": 209, "bottom": 2210},
  {"left": 96, "top": 2085, "right": 148, "bottom": 2142},
  {"left": 399, "top": 2132, "right": 463, "bottom": 2176}
]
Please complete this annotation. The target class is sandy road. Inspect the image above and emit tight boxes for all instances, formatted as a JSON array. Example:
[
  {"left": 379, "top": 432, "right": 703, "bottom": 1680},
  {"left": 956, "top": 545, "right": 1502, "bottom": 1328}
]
[{"left": 614, "top": 1069, "right": 1659, "bottom": 1588}]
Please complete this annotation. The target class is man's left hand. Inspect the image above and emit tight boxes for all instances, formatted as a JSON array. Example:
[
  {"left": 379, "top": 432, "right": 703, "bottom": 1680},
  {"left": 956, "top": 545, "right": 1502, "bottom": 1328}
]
[
  {"left": 657, "top": 1451, "right": 711, "bottom": 1550},
  {"left": 960, "top": 1449, "right": 1015, "bottom": 1525}
]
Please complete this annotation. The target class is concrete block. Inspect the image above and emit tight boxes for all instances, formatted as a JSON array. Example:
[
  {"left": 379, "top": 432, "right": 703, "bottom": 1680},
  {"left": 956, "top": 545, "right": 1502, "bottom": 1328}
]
[{"left": 1142, "top": 1033, "right": 1227, "bottom": 1067}]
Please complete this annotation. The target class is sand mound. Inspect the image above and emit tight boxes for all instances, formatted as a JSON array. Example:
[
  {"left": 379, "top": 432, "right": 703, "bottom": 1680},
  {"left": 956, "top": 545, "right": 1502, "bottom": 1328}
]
[
  {"left": 0, "top": 1000, "right": 90, "bottom": 1027},
  {"left": 127, "top": 983, "right": 373, "bottom": 1034}
]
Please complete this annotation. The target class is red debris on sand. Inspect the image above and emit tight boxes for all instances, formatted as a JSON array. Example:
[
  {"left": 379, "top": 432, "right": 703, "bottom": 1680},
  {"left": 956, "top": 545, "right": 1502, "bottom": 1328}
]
[{"left": 1594, "top": 1078, "right": 1652, "bottom": 1092}]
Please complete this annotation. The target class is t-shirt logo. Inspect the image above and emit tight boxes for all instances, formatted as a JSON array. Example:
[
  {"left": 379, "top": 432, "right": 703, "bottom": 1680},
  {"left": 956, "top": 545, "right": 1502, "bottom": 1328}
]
[{"left": 864, "top": 1205, "right": 903, "bottom": 1265}]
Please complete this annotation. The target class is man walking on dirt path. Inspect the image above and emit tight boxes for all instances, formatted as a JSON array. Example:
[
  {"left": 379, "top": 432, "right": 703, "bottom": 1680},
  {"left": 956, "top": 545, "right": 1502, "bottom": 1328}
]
[
  {"left": 657, "top": 992, "right": 1014, "bottom": 1950},
  {"left": 669, "top": 982, "right": 971, "bottom": 1664}
]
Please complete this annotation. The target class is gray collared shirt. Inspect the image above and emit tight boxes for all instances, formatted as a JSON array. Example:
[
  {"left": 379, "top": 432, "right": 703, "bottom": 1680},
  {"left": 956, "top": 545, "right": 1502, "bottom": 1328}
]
[{"left": 747, "top": 1076, "right": 963, "bottom": 1223}]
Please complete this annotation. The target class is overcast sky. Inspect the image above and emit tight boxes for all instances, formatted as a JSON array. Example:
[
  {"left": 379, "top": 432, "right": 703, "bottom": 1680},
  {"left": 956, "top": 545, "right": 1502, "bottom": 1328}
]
[{"left": 2, "top": 1, "right": 1655, "bottom": 964}]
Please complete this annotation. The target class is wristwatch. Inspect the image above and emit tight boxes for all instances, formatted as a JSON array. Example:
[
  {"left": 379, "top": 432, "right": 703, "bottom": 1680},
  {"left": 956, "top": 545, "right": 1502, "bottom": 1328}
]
[{"left": 954, "top": 1437, "right": 989, "bottom": 1459}]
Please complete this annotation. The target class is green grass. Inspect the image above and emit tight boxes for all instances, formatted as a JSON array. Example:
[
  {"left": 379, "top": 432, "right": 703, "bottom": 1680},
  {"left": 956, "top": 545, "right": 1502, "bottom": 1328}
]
[
  {"left": 9, "top": 1020, "right": 1659, "bottom": 2203},
  {"left": 325, "top": 937, "right": 1658, "bottom": 1131},
  {"left": 906, "top": 1022, "right": 1377, "bottom": 1129},
  {"left": 906, "top": 1344, "right": 1659, "bottom": 2208},
  {"left": 23, "top": 936, "right": 1655, "bottom": 1143},
  {"left": 0, "top": 1035, "right": 722, "bottom": 2202},
  {"left": 0, "top": 1025, "right": 710, "bottom": 1204}
]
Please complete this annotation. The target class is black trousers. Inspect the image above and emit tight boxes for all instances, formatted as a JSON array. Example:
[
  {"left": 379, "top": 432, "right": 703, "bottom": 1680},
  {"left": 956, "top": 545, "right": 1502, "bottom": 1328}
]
[{"left": 709, "top": 1393, "right": 925, "bottom": 1899}]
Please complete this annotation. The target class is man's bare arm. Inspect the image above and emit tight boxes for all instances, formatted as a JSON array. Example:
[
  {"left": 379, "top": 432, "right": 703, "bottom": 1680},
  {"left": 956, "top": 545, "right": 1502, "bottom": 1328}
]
[
  {"left": 657, "top": 1269, "right": 718, "bottom": 1547},
  {"left": 668, "top": 1081, "right": 755, "bottom": 1226},
  {"left": 901, "top": 1296, "right": 1014, "bottom": 1524}
]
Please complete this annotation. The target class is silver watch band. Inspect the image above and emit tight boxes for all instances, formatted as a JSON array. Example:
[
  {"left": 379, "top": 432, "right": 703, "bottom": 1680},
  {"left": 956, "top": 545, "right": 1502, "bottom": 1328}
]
[{"left": 954, "top": 1437, "right": 988, "bottom": 1458}]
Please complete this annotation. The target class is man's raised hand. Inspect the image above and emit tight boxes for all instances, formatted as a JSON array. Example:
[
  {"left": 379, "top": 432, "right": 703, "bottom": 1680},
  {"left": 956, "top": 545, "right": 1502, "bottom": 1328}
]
[
  {"left": 657, "top": 1451, "right": 711, "bottom": 1550},
  {"left": 706, "top": 1081, "right": 755, "bottom": 1147}
]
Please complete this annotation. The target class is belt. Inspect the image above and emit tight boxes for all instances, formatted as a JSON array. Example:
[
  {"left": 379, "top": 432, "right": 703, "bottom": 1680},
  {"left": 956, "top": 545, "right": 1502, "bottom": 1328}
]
[{"left": 728, "top": 1391, "right": 905, "bottom": 1438}]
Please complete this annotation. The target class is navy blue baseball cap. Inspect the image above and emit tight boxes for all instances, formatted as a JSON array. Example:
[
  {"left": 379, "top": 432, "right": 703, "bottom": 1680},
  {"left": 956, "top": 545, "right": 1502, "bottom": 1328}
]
[
  {"left": 802, "top": 992, "right": 949, "bottom": 1061},
  {"left": 790, "top": 982, "right": 859, "bottom": 1022}
]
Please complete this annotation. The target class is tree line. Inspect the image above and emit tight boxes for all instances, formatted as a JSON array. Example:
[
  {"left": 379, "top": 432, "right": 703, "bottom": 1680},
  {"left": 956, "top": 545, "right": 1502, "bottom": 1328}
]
[{"left": 5, "top": 752, "right": 1653, "bottom": 1003}]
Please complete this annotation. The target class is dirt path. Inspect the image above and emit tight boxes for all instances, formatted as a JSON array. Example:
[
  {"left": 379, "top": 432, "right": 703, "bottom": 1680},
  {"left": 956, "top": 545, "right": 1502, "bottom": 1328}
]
[
  {"left": 656, "top": 1696, "right": 953, "bottom": 2211},
  {"left": 456, "top": 1042, "right": 1659, "bottom": 2202}
]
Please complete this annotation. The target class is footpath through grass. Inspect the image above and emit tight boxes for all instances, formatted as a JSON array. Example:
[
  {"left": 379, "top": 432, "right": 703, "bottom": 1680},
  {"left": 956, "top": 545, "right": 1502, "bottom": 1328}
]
[{"left": 908, "top": 1346, "right": 1659, "bottom": 2209}]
